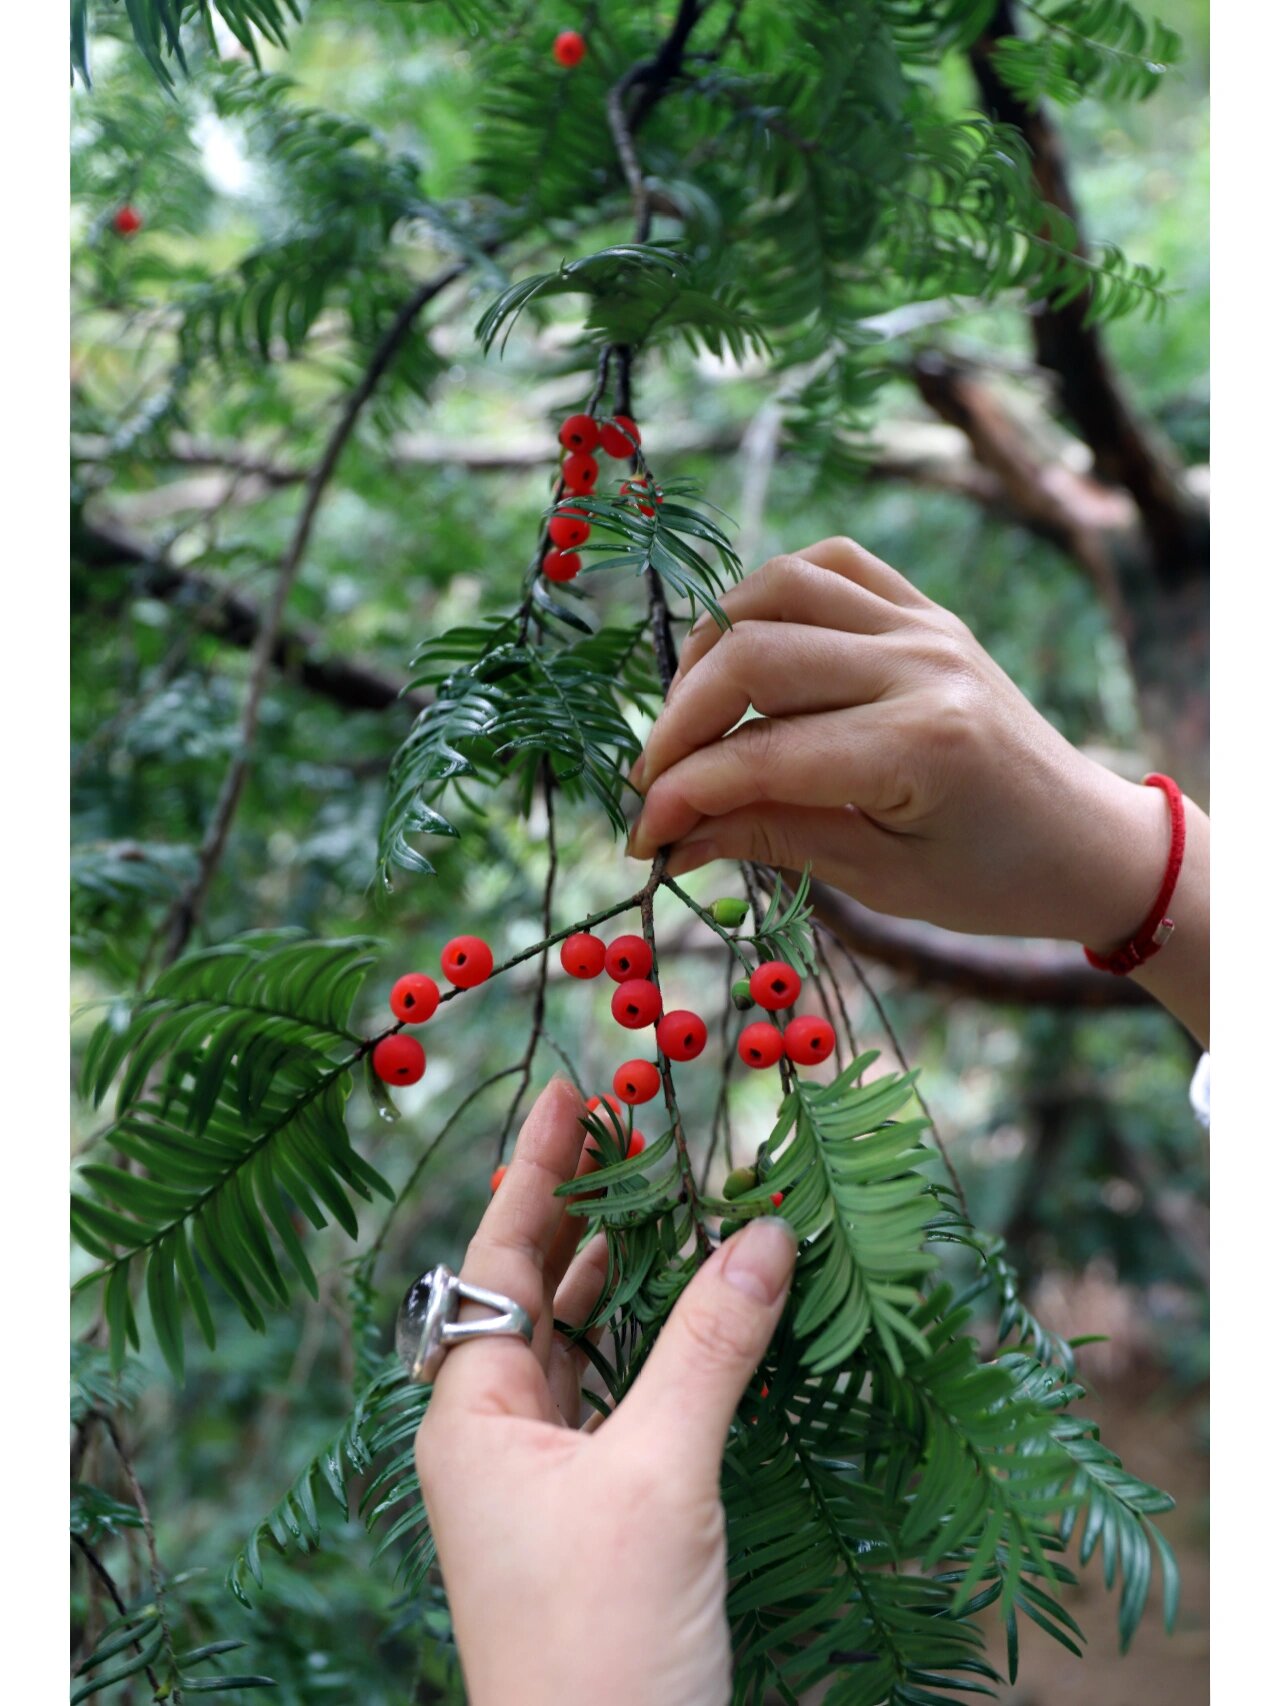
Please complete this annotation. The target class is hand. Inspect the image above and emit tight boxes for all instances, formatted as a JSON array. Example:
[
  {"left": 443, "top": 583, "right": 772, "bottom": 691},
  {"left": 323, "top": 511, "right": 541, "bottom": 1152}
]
[
  {"left": 629, "top": 536, "right": 1175, "bottom": 949},
  {"left": 414, "top": 1078, "right": 798, "bottom": 1706}
]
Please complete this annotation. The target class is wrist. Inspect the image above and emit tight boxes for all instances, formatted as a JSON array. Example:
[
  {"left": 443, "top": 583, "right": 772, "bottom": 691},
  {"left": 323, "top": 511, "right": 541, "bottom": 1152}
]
[{"left": 1058, "top": 762, "right": 1173, "bottom": 951}]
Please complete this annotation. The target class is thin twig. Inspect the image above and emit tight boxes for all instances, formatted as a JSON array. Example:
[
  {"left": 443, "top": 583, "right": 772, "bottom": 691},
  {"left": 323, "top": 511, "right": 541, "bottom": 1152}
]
[
  {"left": 72, "top": 1534, "right": 164, "bottom": 1696},
  {"left": 639, "top": 853, "right": 713, "bottom": 1259},
  {"left": 812, "top": 928, "right": 859, "bottom": 1067},
  {"left": 497, "top": 767, "right": 559, "bottom": 1155},
  {"left": 700, "top": 951, "right": 738, "bottom": 1192},
  {"left": 157, "top": 259, "right": 469, "bottom": 968},
  {"left": 825, "top": 930, "right": 967, "bottom": 1211},
  {"left": 96, "top": 1412, "right": 182, "bottom": 1703}
]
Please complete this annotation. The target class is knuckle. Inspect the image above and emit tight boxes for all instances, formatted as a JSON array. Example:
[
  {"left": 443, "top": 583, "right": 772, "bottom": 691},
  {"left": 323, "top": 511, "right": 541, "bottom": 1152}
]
[
  {"left": 826, "top": 534, "right": 860, "bottom": 561},
  {"left": 761, "top": 552, "right": 817, "bottom": 603},
  {"left": 678, "top": 1296, "right": 761, "bottom": 1369},
  {"left": 754, "top": 813, "right": 797, "bottom": 871},
  {"left": 735, "top": 714, "right": 779, "bottom": 779}
]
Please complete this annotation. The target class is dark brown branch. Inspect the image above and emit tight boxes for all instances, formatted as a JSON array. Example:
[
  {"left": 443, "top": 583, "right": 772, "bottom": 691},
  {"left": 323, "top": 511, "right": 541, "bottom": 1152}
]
[
  {"left": 628, "top": 0, "right": 708, "bottom": 135},
  {"left": 909, "top": 349, "right": 1131, "bottom": 628},
  {"left": 969, "top": 2, "right": 1206, "bottom": 588},
  {"left": 72, "top": 1535, "right": 164, "bottom": 1696},
  {"left": 156, "top": 261, "right": 466, "bottom": 966},
  {"left": 809, "top": 881, "right": 1153, "bottom": 1010},
  {"left": 75, "top": 519, "right": 428, "bottom": 715}
]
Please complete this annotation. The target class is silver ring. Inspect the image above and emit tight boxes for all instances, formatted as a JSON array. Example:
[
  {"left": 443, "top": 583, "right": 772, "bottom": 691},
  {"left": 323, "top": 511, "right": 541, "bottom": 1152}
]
[{"left": 395, "top": 1262, "right": 534, "bottom": 1385}]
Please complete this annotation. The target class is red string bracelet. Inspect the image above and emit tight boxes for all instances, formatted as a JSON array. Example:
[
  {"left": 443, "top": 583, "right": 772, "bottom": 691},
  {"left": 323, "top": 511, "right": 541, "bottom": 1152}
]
[{"left": 1083, "top": 773, "right": 1186, "bottom": 976}]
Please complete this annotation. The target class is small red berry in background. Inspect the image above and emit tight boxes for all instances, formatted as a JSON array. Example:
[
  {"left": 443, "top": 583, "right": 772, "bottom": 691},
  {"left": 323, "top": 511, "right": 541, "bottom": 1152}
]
[
  {"left": 562, "top": 451, "right": 599, "bottom": 494},
  {"left": 771, "top": 1191, "right": 784, "bottom": 1208},
  {"left": 372, "top": 1034, "right": 426, "bottom": 1085},
  {"left": 749, "top": 960, "right": 802, "bottom": 1011},
  {"left": 561, "top": 932, "right": 606, "bottom": 978},
  {"left": 614, "top": 1059, "right": 661, "bottom": 1104},
  {"left": 112, "top": 205, "right": 142, "bottom": 237},
  {"left": 389, "top": 973, "right": 440, "bottom": 1023},
  {"left": 619, "top": 478, "right": 659, "bottom": 518},
  {"left": 441, "top": 935, "right": 494, "bottom": 988},
  {"left": 655, "top": 1009, "right": 707, "bottom": 1062},
  {"left": 553, "top": 30, "right": 587, "bottom": 68},
  {"left": 586, "top": 1092, "right": 624, "bottom": 1117},
  {"left": 559, "top": 413, "right": 599, "bottom": 452},
  {"left": 599, "top": 414, "right": 641, "bottom": 458},
  {"left": 627, "top": 1132, "right": 646, "bottom": 1158},
  {"left": 738, "top": 1022, "right": 784, "bottom": 1070},
  {"left": 604, "top": 934, "right": 652, "bottom": 982},
  {"left": 490, "top": 1164, "right": 507, "bottom": 1193},
  {"left": 784, "top": 1014, "right": 836, "bottom": 1066},
  {"left": 543, "top": 549, "right": 581, "bottom": 583},
  {"left": 612, "top": 978, "right": 662, "bottom": 1029},
  {"left": 548, "top": 505, "right": 591, "bottom": 549}
]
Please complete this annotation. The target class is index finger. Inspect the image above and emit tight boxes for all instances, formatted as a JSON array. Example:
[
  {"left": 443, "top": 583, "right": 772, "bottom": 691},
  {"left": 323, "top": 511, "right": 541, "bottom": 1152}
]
[
  {"left": 673, "top": 537, "right": 926, "bottom": 687},
  {"left": 430, "top": 1076, "right": 588, "bottom": 1421}
]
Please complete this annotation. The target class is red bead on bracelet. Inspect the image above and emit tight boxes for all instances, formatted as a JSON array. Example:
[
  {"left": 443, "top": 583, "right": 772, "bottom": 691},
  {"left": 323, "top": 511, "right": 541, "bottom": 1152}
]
[{"left": 1083, "top": 774, "right": 1186, "bottom": 976}]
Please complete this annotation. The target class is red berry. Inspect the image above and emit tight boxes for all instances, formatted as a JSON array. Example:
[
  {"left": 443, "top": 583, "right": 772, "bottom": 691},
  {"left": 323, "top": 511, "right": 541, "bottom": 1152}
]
[
  {"left": 562, "top": 452, "right": 599, "bottom": 495},
  {"left": 655, "top": 1009, "right": 708, "bottom": 1062},
  {"left": 586, "top": 1092, "right": 624, "bottom": 1116},
  {"left": 372, "top": 1034, "right": 426, "bottom": 1085},
  {"left": 611, "top": 979, "right": 662, "bottom": 1029},
  {"left": 599, "top": 414, "right": 641, "bottom": 458},
  {"left": 738, "top": 1022, "right": 784, "bottom": 1070},
  {"left": 491, "top": 1164, "right": 507, "bottom": 1193},
  {"left": 604, "top": 934, "right": 652, "bottom": 982},
  {"left": 389, "top": 973, "right": 440, "bottom": 1024},
  {"left": 441, "top": 935, "right": 494, "bottom": 988},
  {"left": 770, "top": 1191, "right": 784, "bottom": 1209},
  {"left": 783, "top": 1014, "right": 836, "bottom": 1066},
  {"left": 543, "top": 549, "right": 581, "bottom": 583},
  {"left": 548, "top": 505, "right": 591, "bottom": 549},
  {"left": 614, "top": 1060, "right": 661, "bottom": 1105},
  {"left": 619, "top": 478, "right": 658, "bottom": 518},
  {"left": 112, "top": 205, "right": 142, "bottom": 237},
  {"left": 559, "top": 414, "right": 599, "bottom": 453},
  {"left": 749, "top": 960, "right": 802, "bottom": 1011},
  {"left": 553, "top": 30, "right": 587, "bottom": 68},
  {"left": 561, "top": 932, "right": 606, "bottom": 978},
  {"left": 627, "top": 1132, "right": 646, "bottom": 1158}
]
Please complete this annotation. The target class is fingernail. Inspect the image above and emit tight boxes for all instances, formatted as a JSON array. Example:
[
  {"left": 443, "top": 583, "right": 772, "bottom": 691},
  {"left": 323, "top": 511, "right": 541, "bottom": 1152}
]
[
  {"left": 721, "top": 1217, "right": 797, "bottom": 1305},
  {"left": 665, "top": 839, "right": 717, "bottom": 877},
  {"left": 629, "top": 819, "right": 658, "bottom": 860},
  {"left": 630, "top": 754, "right": 648, "bottom": 792}
]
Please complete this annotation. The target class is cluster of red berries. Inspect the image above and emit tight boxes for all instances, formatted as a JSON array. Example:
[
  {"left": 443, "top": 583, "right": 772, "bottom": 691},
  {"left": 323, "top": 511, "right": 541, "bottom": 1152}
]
[
  {"left": 553, "top": 30, "right": 587, "bottom": 68},
  {"left": 112, "top": 206, "right": 142, "bottom": 238},
  {"left": 543, "top": 412, "right": 660, "bottom": 584},
  {"left": 370, "top": 936, "right": 495, "bottom": 1087},
  {"left": 556, "top": 923, "right": 835, "bottom": 1106},
  {"left": 732, "top": 960, "right": 836, "bottom": 1071}
]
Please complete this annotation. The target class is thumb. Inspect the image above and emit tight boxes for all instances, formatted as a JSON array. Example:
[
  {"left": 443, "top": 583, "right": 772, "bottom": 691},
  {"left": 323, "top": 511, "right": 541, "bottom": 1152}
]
[{"left": 615, "top": 1218, "right": 797, "bottom": 1483}]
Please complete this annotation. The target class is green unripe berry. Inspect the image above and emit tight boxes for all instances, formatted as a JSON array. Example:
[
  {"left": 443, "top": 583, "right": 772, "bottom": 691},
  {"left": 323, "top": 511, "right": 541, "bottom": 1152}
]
[
  {"left": 723, "top": 1165, "right": 758, "bottom": 1201},
  {"left": 711, "top": 896, "right": 751, "bottom": 928},
  {"left": 731, "top": 978, "right": 755, "bottom": 1011},
  {"left": 719, "top": 1217, "right": 749, "bottom": 1240}
]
